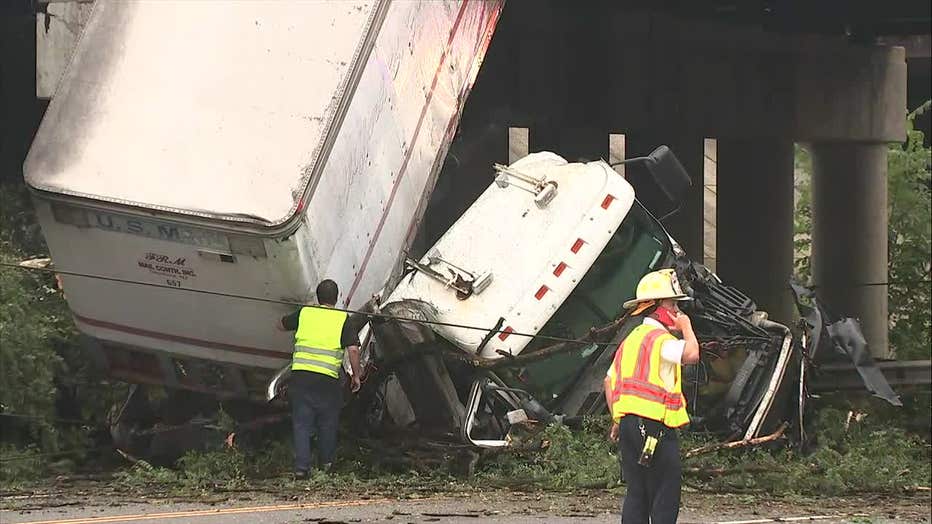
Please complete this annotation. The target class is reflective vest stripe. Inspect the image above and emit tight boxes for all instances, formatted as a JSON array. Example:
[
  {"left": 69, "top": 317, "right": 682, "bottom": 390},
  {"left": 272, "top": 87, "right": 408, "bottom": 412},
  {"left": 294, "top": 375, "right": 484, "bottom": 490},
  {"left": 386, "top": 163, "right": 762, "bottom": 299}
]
[
  {"left": 633, "top": 329, "right": 667, "bottom": 381},
  {"left": 618, "top": 380, "right": 685, "bottom": 409},
  {"left": 292, "top": 363, "right": 341, "bottom": 377},
  {"left": 610, "top": 327, "right": 666, "bottom": 403},
  {"left": 611, "top": 346, "right": 624, "bottom": 393},
  {"left": 611, "top": 328, "right": 647, "bottom": 403},
  {"left": 608, "top": 323, "right": 690, "bottom": 428},
  {"left": 619, "top": 378, "right": 667, "bottom": 398},
  {"left": 294, "top": 345, "right": 344, "bottom": 360},
  {"left": 291, "top": 306, "right": 348, "bottom": 379},
  {"left": 618, "top": 381, "right": 667, "bottom": 403},
  {"left": 292, "top": 357, "right": 341, "bottom": 373},
  {"left": 293, "top": 350, "right": 342, "bottom": 367},
  {"left": 610, "top": 346, "right": 625, "bottom": 404}
]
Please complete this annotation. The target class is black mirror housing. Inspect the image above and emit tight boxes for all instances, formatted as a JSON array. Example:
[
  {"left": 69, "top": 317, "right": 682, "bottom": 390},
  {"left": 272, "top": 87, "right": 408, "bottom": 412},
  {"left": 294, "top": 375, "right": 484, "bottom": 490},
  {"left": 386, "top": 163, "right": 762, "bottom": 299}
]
[{"left": 644, "top": 146, "right": 691, "bottom": 205}]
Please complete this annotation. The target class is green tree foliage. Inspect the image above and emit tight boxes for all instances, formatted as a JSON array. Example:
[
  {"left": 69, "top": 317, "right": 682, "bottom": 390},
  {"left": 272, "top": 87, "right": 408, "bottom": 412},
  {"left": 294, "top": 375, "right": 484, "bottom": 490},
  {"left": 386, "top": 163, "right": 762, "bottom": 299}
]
[
  {"left": 0, "top": 184, "right": 112, "bottom": 482},
  {"left": 886, "top": 102, "right": 932, "bottom": 359},
  {"left": 681, "top": 407, "right": 931, "bottom": 495},
  {"left": 476, "top": 419, "right": 619, "bottom": 490},
  {"left": 0, "top": 266, "right": 65, "bottom": 446},
  {"left": 793, "top": 144, "right": 813, "bottom": 281},
  {"left": 0, "top": 185, "right": 72, "bottom": 451},
  {"left": 794, "top": 104, "right": 932, "bottom": 359}
]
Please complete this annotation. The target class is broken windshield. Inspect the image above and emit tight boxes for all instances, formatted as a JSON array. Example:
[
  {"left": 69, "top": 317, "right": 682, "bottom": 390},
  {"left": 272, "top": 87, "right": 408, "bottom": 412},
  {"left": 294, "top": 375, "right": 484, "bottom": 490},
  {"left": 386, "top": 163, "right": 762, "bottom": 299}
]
[{"left": 502, "top": 202, "right": 673, "bottom": 406}]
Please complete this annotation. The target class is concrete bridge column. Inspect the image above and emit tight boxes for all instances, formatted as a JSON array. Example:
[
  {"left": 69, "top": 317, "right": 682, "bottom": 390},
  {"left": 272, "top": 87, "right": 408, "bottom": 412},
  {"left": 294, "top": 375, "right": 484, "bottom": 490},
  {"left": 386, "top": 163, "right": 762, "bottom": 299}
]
[
  {"left": 810, "top": 143, "right": 890, "bottom": 358},
  {"left": 716, "top": 139, "right": 796, "bottom": 324}
]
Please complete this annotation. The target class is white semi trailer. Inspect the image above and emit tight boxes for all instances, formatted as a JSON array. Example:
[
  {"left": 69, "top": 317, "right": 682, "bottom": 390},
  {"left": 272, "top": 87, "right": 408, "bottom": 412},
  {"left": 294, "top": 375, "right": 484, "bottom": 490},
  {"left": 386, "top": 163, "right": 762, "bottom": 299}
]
[{"left": 25, "top": 0, "right": 503, "bottom": 397}]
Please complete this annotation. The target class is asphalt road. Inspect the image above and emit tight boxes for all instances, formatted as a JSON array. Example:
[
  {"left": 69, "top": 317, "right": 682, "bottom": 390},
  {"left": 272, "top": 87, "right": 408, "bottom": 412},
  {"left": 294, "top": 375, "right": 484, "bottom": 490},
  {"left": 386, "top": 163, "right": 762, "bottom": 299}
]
[
  {"left": 3, "top": 497, "right": 606, "bottom": 524},
  {"left": 3, "top": 493, "right": 928, "bottom": 524}
]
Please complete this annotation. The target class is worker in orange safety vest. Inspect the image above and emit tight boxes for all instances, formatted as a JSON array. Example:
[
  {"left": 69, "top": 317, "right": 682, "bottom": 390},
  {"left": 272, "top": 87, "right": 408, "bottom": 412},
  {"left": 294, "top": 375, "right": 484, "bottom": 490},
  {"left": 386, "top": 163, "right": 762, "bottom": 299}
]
[{"left": 603, "top": 268, "right": 700, "bottom": 524}]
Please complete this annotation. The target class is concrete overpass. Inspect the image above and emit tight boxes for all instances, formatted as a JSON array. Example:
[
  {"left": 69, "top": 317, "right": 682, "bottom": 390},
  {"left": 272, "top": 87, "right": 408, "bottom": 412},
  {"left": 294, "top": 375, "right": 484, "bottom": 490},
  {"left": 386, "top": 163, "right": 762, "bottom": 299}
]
[
  {"left": 430, "top": 0, "right": 930, "bottom": 358},
  {"left": 2, "top": 0, "right": 930, "bottom": 358}
]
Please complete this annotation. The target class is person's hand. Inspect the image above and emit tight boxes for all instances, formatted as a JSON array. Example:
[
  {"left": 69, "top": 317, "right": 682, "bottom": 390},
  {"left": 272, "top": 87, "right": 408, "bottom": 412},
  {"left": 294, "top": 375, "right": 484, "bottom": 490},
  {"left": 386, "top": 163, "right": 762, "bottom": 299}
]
[
  {"left": 673, "top": 311, "right": 692, "bottom": 333},
  {"left": 351, "top": 374, "right": 362, "bottom": 393},
  {"left": 609, "top": 422, "right": 619, "bottom": 442}
]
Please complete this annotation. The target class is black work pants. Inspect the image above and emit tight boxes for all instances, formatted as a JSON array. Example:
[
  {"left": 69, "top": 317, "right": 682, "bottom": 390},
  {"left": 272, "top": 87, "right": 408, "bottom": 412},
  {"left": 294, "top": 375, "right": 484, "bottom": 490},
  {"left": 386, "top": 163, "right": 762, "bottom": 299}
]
[
  {"left": 617, "top": 416, "right": 682, "bottom": 524},
  {"left": 291, "top": 370, "right": 342, "bottom": 472}
]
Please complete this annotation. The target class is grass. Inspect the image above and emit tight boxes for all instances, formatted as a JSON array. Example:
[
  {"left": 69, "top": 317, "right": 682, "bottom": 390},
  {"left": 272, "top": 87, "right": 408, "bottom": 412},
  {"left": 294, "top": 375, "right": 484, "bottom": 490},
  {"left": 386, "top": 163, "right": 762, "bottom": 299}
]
[
  {"left": 10, "top": 405, "right": 930, "bottom": 499},
  {"left": 679, "top": 408, "right": 931, "bottom": 495},
  {"left": 474, "top": 419, "right": 620, "bottom": 490},
  {"left": 0, "top": 444, "right": 45, "bottom": 486}
]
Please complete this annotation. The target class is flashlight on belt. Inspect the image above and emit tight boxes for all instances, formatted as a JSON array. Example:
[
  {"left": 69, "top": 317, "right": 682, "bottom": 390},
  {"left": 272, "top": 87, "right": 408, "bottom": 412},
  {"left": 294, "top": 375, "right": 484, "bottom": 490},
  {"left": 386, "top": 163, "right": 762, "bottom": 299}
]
[
  {"left": 637, "top": 418, "right": 664, "bottom": 467},
  {"left": 638, "top": 434, "right": 659, "bottom": 466}
]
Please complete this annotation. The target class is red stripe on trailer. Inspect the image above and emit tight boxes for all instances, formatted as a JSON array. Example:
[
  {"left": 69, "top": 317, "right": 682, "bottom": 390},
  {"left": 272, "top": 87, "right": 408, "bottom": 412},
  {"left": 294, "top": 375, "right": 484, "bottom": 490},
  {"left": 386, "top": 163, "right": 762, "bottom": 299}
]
[
  {"left": 498, "top": 326, "right": 514, "bottom": 341},
  {"left": 345, "top": 0, "right": 476, "bottom": 306},
  {"left": 601, "top": 194, "right": 616, "bottom": 209},
  {"left": 553, "top": 262, "right": 567, "bottom": 277},
  {"left": 535, "top": 285, "right": 549, "bottom": 300},
  {"left": 73, "top": 314, "right": 288, "bottom": 360},
  {"left": 571, "top": 238, "right": 585, "bottom": 253}
]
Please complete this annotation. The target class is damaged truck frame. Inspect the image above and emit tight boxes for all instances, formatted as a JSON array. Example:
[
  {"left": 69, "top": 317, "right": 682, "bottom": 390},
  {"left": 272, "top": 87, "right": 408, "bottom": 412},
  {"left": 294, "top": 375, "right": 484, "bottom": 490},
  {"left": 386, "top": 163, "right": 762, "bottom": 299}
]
[
  {"left": 315, "top": 148, "right": 881, "bottom": 451},
  {"left": 23, "top": 0, "right": 900, "bottom": 460},
  {"left": 274, "top": 147, "right": 901, "bottom": 452}
]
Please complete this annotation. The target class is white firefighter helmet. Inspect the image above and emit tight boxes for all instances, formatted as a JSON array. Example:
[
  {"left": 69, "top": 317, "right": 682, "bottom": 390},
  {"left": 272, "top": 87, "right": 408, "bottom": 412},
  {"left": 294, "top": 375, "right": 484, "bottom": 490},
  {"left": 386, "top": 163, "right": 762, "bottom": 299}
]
[{"left": 623, "top": 268, "right": 691, "bottom": 310}]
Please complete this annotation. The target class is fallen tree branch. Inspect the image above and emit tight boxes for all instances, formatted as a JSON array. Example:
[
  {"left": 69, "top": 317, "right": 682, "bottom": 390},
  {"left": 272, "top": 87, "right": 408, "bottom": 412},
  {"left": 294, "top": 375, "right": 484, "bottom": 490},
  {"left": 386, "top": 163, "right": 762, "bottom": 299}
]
[
  {"left": 682, "top": 479, "right": 765, "bottom": 494},
  {"left": 684, "top": 422, "right": 788, "bottom": 459},
  {"left": 683, "top": 465, "right": 777, "bottom": 478}
]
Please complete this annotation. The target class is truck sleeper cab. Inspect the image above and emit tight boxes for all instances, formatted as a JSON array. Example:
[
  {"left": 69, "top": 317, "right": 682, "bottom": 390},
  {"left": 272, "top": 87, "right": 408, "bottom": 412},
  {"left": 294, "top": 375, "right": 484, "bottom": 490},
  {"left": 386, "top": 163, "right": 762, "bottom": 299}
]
[
  {"left": 372, "top": 153, "right": 681, "bottom": 443},
  {"left": 372, "top": 151, "right": 796, "bottom": 448}
]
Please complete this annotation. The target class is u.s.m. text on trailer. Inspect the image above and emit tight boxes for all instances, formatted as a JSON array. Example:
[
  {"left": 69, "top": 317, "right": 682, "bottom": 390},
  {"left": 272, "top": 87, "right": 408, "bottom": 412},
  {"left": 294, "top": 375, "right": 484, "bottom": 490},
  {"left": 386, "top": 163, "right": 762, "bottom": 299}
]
[{"left": 51, "top": 203, "right": 231, "bottom": 252}]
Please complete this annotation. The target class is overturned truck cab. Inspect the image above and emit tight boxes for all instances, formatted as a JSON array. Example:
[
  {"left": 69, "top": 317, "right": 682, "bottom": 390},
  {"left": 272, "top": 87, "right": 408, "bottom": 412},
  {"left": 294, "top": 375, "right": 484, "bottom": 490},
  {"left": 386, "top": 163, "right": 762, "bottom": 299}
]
[{"left": 357, "top": 150, "right": 899, "bottom": 448}]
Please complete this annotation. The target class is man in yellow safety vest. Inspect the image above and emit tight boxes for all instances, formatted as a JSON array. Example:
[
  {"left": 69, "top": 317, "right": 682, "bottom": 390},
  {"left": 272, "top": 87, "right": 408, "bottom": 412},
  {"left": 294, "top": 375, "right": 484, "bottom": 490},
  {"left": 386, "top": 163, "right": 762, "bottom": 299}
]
[
  {"left": 279, "top": 279, "right": 363, "bottom": 478},
  {"left": 603, "top": 268, "right": 700, "bottom": 523}
]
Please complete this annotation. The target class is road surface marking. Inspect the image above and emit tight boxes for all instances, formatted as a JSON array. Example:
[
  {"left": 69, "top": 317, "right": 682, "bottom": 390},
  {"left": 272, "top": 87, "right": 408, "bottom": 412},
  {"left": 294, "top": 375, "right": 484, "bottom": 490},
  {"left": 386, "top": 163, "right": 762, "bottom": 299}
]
[
  {"left": 716, "top": 515, "right": 852, "bottom": 524},
  {"left": 18, "top": 498, "right": 389, "bottom": 524}
]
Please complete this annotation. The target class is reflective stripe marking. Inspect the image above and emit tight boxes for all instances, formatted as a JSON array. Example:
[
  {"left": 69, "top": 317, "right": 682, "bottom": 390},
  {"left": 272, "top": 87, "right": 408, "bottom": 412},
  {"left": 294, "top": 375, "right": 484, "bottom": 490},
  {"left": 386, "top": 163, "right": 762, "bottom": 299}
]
[
  {"left": 619, "top": 379, "right": 684, "bottom": 409},
  {"left": 553, "top": 262, "right": 567, "bottom": 277},
  {"left": 498, "top": 326, "right": 514, "bottom": 341},
  {"left": 343, "top": 0, "right": 478, "bottom": 306},
  {"left": 609, "top": 325, "right": 688, "bottom": 422},
  {"left": 619, "top": 383, "right": 666, "bottom": 403},
  {"left": 601, "top": 194, "right": 615, "bottom": 209},
  {"left": 634, "top": 329, "right": 666, "bottom": 381},
  {"left": 294, "top": 346, "right": 343, "bottom": 359},
  {"left": 293, "top": 354, "right": 341, "bottom": 368},
  {"left": 292, "top": 358, "right": 341, "bottom": 372},
  {"left": 610, "top": 344, "right": 625, "bottom": 403},
  {"left": 292, "top": 359, "right": 341, "bottom": 378},
  {"left": 535, "top": 285, "right": 549, "bottom": 300},
  {"left": 571, "top": 238, "right": 585, "bottom": 253}
]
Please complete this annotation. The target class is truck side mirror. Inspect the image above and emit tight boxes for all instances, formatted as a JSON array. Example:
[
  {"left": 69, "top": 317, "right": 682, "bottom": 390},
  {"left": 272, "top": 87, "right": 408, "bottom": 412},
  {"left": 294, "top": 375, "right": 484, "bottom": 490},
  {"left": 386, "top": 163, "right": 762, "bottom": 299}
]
[
  {"left": 611, "top": 145, "right": 692, "bottom": 207},
  {"left": 643, "top": 146, "right": 691, "bottom": 205}
]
